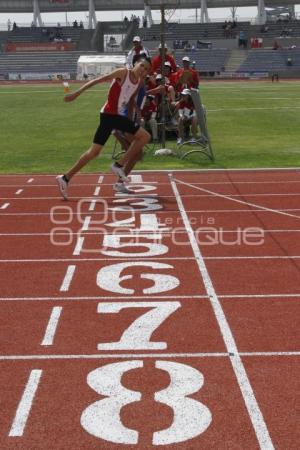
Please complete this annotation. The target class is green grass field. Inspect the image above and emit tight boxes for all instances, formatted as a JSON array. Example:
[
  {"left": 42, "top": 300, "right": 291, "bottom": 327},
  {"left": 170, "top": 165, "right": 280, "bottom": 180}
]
[{"left": 1, "top": 80, "right": 300, "bottom": 174}]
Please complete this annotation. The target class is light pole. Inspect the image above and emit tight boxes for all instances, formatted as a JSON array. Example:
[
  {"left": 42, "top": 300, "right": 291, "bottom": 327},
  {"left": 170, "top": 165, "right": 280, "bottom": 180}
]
[{"left": 147, "top": 0, "right": 180, "bottom": 152}]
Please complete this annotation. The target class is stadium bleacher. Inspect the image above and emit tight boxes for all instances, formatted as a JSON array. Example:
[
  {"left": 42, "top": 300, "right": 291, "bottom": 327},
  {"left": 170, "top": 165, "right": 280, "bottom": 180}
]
[
  {"left": 237, "top": 48, "right": 300, "bottom": 72},
  {"left": 173, "top": 49, "right": 230, "bottom": 74},
  {"left": 1, "top": 18, "right": 300, "bottom": 80},
  {"left": 0, "top": 50, "right": 97, "bottom": 79}
]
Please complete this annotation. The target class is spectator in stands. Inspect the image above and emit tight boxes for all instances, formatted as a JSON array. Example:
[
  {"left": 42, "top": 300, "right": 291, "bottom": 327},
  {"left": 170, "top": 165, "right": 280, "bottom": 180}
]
[
  {"left": 272, "top": 39, "right": 280, "bottom": 50},
  {"left": 73, "top": 20, "right": 78, "bottom": 28},
  {"left": 7, "top": 19, "right": 11, "bottom": 31},
  {"left": 161, "top": 62, "right": 176, "bottom": 101},
  {"left": 238, "top": 31, "right": 247, "bottom": 49},
  {"left": 126, "top": 36, "right": 150, "bottom": 68},
  {"left": 174, "top": 56, "right": 199, "bottom": 94},
  {"left": 56, "top": 57, "right": 152, "bottom": 199},
  {"left": 174, "top": 88, "right": 198, "bottom": 145},
  {"left": 152, "top": 44, "right": 177, "bottom": 73},
  {"left": 142, "top": 16, "right": 147, "bottom": 28},
  {"left": 141, "top": 95, "right": 158, "bottom": 141},
  {"left": 12, "top": 22, "right": 18, "bottom": 31},
  {"left": 260, "top": 24, "right": 269, "bottom": 33},
  {"left": 280, "top": 27, "right": 290, "bottom": 37},
  {"left": 145, "top": 74, "right": 177, "bottom": 127},
  {"left": 286, "top": 57, "right": 293, "bottom": 66},
  {"left": 79, "top": 21, "right": 84, "bottom": 29}
]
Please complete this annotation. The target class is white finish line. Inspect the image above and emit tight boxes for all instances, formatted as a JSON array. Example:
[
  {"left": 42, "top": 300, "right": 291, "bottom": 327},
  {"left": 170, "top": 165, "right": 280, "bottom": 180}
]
[{"left": 170, "top": 174, "right": 275, "bottom": 450}]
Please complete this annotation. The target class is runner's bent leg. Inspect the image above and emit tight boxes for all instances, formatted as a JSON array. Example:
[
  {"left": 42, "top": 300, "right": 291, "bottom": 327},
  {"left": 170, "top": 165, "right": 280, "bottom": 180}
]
[
  {"left": 65, "top": 143, "right": 102, "bottom": 180},
  {"left": 117, "top": 127, "right": 150, "bottom": 168}
]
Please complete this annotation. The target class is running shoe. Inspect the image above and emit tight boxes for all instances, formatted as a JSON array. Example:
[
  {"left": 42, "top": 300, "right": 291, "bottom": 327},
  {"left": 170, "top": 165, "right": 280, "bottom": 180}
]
[
  {"left": 110, "top": 163, "right": 129, "bottom": 182},
  {"left": 177, "top": 137, "right": 183, "bottom": 145},
  {"left": 113, "top": 182, "right": 134, "bottom": 194},
  {"left": 56, "top": 175, "right": 68, "bottom": 200}
]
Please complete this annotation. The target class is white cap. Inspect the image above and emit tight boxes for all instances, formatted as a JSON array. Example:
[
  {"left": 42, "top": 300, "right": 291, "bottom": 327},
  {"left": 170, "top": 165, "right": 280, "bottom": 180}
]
[
  {"left": 133, "top": 36, "right": 141, "bottom": 42},
  {"left": 159, "top": 43, "right": 168, "bottom": 49},
  {"left": 182, "top": 88, "right": 191, "bottom": 95},
  {"left": 182, "top": 56, "right": 190, "bottom": 62},
  {"left": 156, "top": 74, "right": 163, "bottom": 80},
  {"left": 164, "top": 61, "right": 171, "bottom": 67}
]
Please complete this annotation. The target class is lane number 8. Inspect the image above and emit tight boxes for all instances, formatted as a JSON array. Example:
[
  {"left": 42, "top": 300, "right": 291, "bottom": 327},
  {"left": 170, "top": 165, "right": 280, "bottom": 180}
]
[{"left": 81, "top": 360, "right": 212, "bottom": 445}]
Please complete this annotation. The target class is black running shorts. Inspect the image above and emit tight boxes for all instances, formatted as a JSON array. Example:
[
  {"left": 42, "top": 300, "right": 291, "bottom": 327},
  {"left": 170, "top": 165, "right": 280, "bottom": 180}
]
[{"left": 93, "top": 113, "right": 140, "bottom": 146}]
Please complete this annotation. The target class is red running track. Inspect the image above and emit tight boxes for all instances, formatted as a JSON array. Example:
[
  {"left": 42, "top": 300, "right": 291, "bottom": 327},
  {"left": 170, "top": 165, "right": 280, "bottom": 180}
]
[{"left": 0, "top": 169, "right": 299, "bottom": 449}]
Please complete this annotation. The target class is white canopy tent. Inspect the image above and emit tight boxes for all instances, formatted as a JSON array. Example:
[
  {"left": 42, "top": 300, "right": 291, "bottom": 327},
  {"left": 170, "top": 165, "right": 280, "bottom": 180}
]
[{"left": 77, "top": 54, "right": 126, "bottom": 80}]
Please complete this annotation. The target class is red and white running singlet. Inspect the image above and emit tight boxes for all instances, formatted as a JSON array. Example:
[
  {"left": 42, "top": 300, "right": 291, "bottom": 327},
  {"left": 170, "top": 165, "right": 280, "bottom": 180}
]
[{"left": 101, "top": 69, "right": 139, "bottom": 116}]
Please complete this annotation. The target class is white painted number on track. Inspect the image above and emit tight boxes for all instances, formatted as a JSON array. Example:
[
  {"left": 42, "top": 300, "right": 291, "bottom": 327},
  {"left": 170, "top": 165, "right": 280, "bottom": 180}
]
[
  {"left": 110, "top": 197, "right": 162, "bottom": 212},
  {"left": 101, "top": 234, "right": 168, "bottom": 257},
  {"left": 81, "top": 361, "right": 142, "bottom": 444},
  {"left": 81, "top": 361, "right": 211, "bottom": 445},
  {"left": 106, "top": 214, "right": 169, "bottom": 232},
  {"left": 153, "top": 361, "right": 212, "bottom": 445},
  {"left": 97, "top": 261, "right": 180, "bottom": 295},
  {"left": 97, "top": 301, "right": 181, "bottom": 350}
]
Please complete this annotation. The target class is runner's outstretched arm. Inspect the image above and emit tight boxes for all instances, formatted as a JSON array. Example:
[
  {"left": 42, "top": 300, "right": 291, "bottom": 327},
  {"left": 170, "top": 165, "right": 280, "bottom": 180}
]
[{"left": 64, "top": 68, "right": 127, "bottom": 102}]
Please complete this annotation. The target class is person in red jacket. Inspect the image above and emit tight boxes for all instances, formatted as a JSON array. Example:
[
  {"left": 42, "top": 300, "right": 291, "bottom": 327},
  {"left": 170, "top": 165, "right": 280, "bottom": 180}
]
[
  {"left": 151, "top": 44, "right": 177, "bottom": 73},
  {"left": 174, "top": 56, "right": 199, "bottom": 94}
]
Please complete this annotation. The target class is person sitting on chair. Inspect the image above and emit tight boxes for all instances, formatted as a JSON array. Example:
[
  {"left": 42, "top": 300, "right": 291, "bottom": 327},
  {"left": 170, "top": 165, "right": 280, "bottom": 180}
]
[
  {"left": 174, "top": 88, "right": 198, "bottom": 145},
  {"left": 140, "top": 94, "right": 158, "bottom": 141}
]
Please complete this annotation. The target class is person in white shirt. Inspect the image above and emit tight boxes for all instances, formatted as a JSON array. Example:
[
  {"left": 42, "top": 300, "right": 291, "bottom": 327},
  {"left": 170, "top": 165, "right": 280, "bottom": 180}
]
[{"left": 126, "top": 36, "right": 150, "bottom": 68}]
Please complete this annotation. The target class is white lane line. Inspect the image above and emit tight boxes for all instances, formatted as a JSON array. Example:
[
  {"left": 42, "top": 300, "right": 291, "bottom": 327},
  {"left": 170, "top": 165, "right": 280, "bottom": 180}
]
[
  {"left": 0, "top": 257, "right": 196, "bottom": 263},
  {"left": 1, "top": 255, "right": 300, "bottom": 263},
  {"left": 3, "top": 193, "right": 300, "bottom": 200},
  {"left": 41, "top": 307, "right": 63, "bottom": 346},
  {"left": 2, "top": 208, "right": 300, "bottom": 217},
  {"left": 1, "top": 203, "right": 10, "bottom": 209},
  {"left": 73, "top": 237, "right": 85, "bottom": 256},
  {"left": 2, "top": 180, "right": 300, "bottom": 188},
  {"left": 15, "top": 189, "right": 23, "bottom": 195},
  {"left": 174, "top": 178, "right": 300, "bottom": 220},
  {"left": 93, "top": 186, "right": 101, "bottom": 196},
  {"left": 1, "top": 293, "right": 300, "bottom": 302},
  {"left": 1, "top": 351, "right": 299, "bottom": 361},
  {"left": 1, "top": 229, "right": 300, "bottom": 237},
  {"left": 81, "top": 216, "right": 91, "bottom": 231},
  {"left": 60, "top": 265, "right": 76, "bottom": 292},
  {"left": 220, "top": 293, "right": 300, "bottom": 299},
  {"left": 27, "top": 178, "right": 34, "bottom": 183},
  {"left": 0, "top": 295, "right": 208, "bottom": 301},
  {"left": 170, "top": 175, "right": 275, "bottom": 450},
  {"left": 97, "top": 175, "right": 104, "bottom": 184},
  {"left": 209, "top": 106, "right": 300, "bottom": 112},
  {"left": 8, "top": 369, "right": 42, "bottom": 437},
  {"left": 88, "top": 200, "right": 97, "bottom": 211}
]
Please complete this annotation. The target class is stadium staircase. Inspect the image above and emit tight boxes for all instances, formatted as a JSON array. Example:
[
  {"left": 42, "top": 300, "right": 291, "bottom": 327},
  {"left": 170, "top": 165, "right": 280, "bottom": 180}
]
[{"left": 224, "top": 48, "right": 248, "bottom": 72}]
